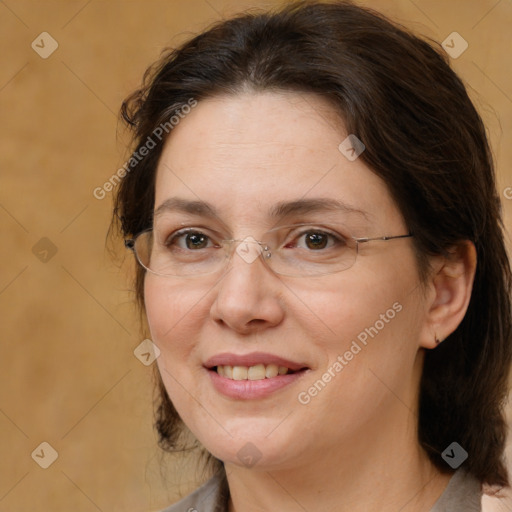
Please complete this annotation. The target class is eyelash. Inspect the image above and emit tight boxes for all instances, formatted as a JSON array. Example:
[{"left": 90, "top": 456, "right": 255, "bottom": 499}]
[
  {"left": 164, "top": 228, "right": 219, "bottom": 249},
  {"left": 163, "top": 226, "right": 347, "bottom": 250}
]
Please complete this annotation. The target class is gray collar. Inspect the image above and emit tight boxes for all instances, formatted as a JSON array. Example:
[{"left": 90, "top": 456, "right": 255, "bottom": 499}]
[{"left": 161, "top": 468, "right": 481, "bottom": 511}]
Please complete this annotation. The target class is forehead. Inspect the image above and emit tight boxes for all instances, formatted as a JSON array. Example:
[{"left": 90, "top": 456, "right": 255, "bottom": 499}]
[{"left": 153, "top": 91, "right": 402, "bottom": 230}]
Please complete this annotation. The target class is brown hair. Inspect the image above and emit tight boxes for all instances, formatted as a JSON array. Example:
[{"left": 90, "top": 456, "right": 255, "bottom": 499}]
[{"left": 113, "top": 0, "right": 512, "bottom": 488}]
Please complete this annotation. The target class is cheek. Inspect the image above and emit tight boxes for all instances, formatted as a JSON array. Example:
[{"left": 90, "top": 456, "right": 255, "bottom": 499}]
[
  {"left": 144, "top": 277, "right": 211, "bottom": 418},
  {"left": 293, "top": 259, "right": 423, "bottom": 383},
  {"left": 292, "top": 279, "right": 423, "bottom": 439},
  {"left": 287, "top": 267, "right": 415, "bottom": 348},
  {"left": 143, "top": 276, "right": 208, "bottom": 363}
]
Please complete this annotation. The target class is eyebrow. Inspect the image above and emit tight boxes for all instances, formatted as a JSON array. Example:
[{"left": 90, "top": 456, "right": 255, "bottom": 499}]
[{"left": 154, "top": 197, "right": 369, "bottom": 220}]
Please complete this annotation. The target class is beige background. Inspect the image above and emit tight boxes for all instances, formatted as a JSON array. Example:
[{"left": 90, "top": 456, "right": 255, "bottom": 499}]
[{"left": 1, "top": 0, "right": 511, "bottom": 511}]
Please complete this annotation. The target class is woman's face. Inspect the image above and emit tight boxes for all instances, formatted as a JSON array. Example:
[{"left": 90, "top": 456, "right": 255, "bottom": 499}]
[{"left": 145, "top": 91, "right": 430, "bottom": 469}]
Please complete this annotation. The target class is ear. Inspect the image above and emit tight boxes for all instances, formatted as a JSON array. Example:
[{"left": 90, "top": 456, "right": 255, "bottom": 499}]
[{"left": 419, "top": 241, "right": 477, "bottom": 349}]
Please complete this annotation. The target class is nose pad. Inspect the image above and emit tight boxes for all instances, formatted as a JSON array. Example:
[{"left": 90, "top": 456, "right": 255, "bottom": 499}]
[{"left": 234, "top": 236, "right": 270, "bottom": 265}]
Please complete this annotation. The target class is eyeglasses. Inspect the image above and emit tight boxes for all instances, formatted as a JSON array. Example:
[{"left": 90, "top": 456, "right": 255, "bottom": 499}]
[{"left": 124, "top": 223, "right": 413, "bottom": 278}]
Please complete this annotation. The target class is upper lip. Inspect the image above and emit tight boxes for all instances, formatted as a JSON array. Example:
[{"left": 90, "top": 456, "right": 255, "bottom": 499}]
[{"left": 204, "top": 352, "right": 308, "bottom": 372}]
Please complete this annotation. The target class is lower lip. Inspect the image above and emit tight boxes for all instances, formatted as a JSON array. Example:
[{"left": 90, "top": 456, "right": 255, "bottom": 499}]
[{"left": 207, "top": 368, "right": 308, "bottom": 400}]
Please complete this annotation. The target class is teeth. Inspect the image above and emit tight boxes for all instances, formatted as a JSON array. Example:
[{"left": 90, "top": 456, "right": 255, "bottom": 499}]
[
  {"left": 233, "top": 366, "right": 248, "bottom": 380},
  {"left": 265, "top": 364, "right": 279, "bottom": 378},
  {"left": 215, "top": 364, "right": 292, "bottom": 380},
  {"left": 248, "top": 364, "right": 266, "bottom": 380}
]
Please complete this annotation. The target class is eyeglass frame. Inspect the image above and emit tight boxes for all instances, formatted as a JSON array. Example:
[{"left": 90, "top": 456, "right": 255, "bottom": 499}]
[{"left": 124, "top": 223, "right": 414, "bottom": 278}]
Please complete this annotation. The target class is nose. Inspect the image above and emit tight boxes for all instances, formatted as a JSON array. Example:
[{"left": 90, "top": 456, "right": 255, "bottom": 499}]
[{"left": 209, "top": 242, "right": 285, "bottom": 334}]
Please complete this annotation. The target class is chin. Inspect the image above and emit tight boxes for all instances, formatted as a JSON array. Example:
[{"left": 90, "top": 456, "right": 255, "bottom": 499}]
[{"left": 192, "top": 417, "right": 306, "bottom": 471}]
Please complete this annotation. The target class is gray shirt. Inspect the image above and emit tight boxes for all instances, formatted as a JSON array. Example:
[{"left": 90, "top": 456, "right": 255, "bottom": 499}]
[{"left": 161, "top": 468, "right": 482, "bottom": 511}]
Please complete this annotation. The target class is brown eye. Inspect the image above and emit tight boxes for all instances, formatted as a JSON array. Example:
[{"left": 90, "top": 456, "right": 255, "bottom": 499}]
[
  {"left": 281, "top": 227, "right": 348, "bottom": 252},
  {"left": 304, "top": 232, "right": 328, "bottom": 250},
  {"left": 185, "top": 232, "right": 209, "bottom": 249},
  {"left": 165, "top": 230, "right": 214, "bottom": 250},
  {"left": 293, "top": 230, "right": 341, "bottom": 251}
]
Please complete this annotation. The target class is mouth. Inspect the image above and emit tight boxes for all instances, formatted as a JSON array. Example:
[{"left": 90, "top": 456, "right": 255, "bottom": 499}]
[
  {"left": 212, "top": 363, "right": 303, "bottom": 380},
  {"left": 204, "top": 352, "right": 310, "bottom": 399}
]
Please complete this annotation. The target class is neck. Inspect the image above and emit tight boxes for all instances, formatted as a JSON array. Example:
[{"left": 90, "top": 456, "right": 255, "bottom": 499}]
[{"left": 225, "top": 401, "right": 451, "bottom": 512}]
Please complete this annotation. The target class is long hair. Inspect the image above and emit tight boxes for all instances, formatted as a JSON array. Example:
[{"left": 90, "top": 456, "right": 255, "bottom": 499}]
[{"left": 113, "top": 0, "right": 512, "bottom": 487}]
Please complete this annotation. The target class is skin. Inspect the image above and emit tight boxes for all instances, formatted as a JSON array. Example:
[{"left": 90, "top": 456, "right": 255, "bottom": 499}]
[{"left": 144, "top": 91, "right": 476, "bottom": 512}]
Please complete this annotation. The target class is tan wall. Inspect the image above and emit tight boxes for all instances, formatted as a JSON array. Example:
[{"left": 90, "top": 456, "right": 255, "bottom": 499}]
[{"left": 1, "top": 1, "right": 511, "bottom": 510}]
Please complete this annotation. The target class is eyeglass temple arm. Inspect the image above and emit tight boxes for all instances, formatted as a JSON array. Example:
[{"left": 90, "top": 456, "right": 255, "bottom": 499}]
[{"left": 355, "top": 233, "right": 413, "bottom": 243}]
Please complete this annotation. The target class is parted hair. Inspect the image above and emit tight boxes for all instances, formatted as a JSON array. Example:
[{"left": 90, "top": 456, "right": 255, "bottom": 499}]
[{"left": 113, "top": 0, "right": 512, "bottom": 488}]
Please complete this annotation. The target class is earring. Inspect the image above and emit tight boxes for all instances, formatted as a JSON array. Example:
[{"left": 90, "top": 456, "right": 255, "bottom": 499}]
[{"left": 435, "top": 333, "right": 441, "bottom": 345}]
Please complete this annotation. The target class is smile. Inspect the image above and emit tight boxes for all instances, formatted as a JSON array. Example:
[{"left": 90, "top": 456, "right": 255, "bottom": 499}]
[
  {"left": 215, "top": 364, "right": 292, "bottom": 380},
  {"left": 204, "top": 353, "right": 310, "bottom": 400}
]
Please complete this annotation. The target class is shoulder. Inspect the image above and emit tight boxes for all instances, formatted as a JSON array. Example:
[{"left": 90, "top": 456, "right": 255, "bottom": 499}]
[
  {"left": 429, "top": 469, "right": 482, "bottom": 512},
  {"left": 159, "top": 471, "right": 229, "bottom": 512}
]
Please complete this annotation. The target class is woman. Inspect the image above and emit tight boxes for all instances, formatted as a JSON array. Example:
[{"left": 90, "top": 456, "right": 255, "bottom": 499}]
[{"left": 114, "top": 1, "right": 512, "bottom": 510}]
